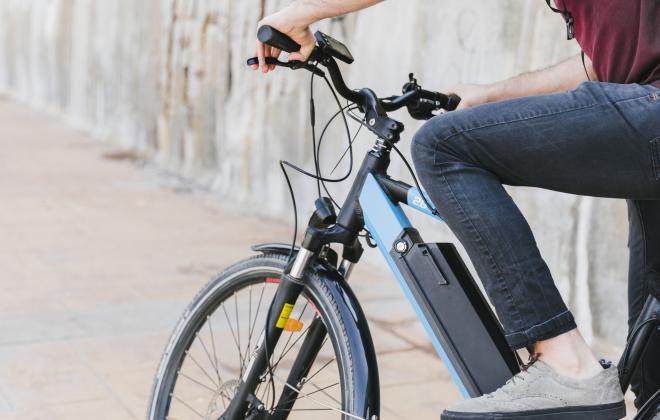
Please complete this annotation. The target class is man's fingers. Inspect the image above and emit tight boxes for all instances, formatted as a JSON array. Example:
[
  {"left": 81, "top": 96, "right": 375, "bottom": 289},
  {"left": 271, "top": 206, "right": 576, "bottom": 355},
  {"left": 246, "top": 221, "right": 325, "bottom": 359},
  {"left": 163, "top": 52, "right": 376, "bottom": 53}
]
[
  {"left": 269, "top": 47, "right": 281, "bottom": 71},
  {"left": 263, "top": 44, "right": 271, "bottom": 74},
  {"left": 263, "top": 46, "right": 280, "bottom": 73},
  {"left": 256, "top": 40, "right": 266, "bottom": 73},
  {"left": 251, "top": 46, "right": 259, "bottom": 70},
  {"left": 288, "top": 43, "right": 313, "bottom": 62},
  {"left": 271, "top": 47, "right": 282, "bottom": 59},
  {"left": 265, "top": 46, "right": 275, "bottom": 72},
  {"left": 251, "top": 40, "right": 262, "bottom": 71},
  {"left": 253, "top": 43, "right": 282, "bottom": 74},
  {"left": 288, "top": 52, "right": 305, "bottom": 62}
]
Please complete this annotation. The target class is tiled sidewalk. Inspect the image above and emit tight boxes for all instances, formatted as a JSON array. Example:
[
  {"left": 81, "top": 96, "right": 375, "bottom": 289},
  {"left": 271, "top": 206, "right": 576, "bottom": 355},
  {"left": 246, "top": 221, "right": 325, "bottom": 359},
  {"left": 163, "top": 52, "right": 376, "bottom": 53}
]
[{"left": 0, "top": 100, "right": 462, "bottom": 419}]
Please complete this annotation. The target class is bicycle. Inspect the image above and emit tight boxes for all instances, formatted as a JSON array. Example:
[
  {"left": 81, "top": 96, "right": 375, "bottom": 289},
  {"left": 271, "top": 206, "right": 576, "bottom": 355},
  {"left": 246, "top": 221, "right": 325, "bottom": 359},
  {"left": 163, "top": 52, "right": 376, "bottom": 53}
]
[{"left": 148, "top": 27, "right": 660, "bottom": 420}]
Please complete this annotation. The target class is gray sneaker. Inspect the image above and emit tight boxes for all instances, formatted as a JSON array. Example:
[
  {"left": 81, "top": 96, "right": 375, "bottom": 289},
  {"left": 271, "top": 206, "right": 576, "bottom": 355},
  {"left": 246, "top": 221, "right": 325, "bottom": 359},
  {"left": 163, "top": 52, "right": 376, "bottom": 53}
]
[{"left": 441, "top": 359, "right": 625, "bottom": 419}]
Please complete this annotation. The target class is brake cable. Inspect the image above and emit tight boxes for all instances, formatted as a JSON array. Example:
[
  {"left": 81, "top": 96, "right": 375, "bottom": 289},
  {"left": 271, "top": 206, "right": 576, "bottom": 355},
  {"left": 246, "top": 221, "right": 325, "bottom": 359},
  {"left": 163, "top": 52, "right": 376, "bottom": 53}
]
[
  {"left": 278, "top": 55, "right": 362, "bottom": 262},
  {"left": 318, "top": 106, "right": 363, "bottom": 209},
  {"left": 278, "top": 77, "right": 355, "bottom": 184},
  {"left": 389, "top": 142, "right": 441, "bottom": 217}
]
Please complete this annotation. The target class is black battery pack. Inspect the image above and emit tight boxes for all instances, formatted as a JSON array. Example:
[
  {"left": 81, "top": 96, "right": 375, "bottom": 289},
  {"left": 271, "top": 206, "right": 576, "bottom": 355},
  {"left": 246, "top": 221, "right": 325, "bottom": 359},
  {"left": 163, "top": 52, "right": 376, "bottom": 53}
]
[{"left": 390, "top": 228, "right": 520, "bottom": 397}]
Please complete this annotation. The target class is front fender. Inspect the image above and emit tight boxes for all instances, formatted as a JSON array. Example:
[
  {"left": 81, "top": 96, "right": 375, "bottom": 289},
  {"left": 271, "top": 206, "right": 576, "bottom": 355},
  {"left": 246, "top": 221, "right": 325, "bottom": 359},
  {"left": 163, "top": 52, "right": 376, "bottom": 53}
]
[
  {"left": 253, "top": 242, "right": 380, "bottom": 418},
  {"left": 314, "top": 261, "right": 380, "bottom": 419},
  {"left": 252, "top": 243, "right": 300, "bottom": 256}
]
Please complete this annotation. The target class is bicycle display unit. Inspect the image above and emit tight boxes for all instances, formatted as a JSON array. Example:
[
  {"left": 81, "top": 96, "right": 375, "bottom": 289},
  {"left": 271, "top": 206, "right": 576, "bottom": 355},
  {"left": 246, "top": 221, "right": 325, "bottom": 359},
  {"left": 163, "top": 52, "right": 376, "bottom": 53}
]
[{"left": 148, "top": 27, "right": 660, "bottom": 420}]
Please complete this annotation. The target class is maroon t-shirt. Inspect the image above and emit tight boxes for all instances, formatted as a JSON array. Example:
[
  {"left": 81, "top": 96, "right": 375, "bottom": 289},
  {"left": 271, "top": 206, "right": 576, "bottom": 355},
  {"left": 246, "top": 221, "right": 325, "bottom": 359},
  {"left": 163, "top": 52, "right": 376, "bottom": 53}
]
[{"left": 559, "top": 0, "right": 660, "bottom": 87}]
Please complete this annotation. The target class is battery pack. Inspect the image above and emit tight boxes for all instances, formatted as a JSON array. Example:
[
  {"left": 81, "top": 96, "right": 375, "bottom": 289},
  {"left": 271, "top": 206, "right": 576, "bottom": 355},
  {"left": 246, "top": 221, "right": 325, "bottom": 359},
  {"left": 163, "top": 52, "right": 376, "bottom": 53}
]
[{"left": 390, "top": 228, "right": 520, "bottom": 397}]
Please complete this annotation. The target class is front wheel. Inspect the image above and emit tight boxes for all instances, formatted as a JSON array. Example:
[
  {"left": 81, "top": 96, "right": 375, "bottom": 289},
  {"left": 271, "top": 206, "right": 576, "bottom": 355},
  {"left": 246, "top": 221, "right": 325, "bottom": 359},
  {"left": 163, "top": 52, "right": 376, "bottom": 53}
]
[{"left": 148, "top": 253, "right": 365, "bottom": 420}]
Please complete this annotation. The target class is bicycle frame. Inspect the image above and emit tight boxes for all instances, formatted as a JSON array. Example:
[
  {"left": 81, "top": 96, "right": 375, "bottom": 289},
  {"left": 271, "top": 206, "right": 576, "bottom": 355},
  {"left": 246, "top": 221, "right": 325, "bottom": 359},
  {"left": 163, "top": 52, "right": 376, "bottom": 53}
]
[{"left": 221, "top": 138, "right": 522, "bottom": 419}]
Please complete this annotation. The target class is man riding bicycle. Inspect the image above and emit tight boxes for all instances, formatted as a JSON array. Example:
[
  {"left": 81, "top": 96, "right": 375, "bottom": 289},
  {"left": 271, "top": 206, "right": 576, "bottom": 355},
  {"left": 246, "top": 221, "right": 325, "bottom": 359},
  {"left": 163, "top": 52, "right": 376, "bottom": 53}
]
[{"left": 252, "top": 1, "right": 660, "bottom": 418}]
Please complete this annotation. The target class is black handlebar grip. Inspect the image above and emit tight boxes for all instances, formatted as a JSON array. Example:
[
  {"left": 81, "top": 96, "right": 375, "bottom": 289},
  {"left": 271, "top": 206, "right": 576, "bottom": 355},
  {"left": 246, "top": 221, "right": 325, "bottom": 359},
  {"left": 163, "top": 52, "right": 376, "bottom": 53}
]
[
  {"left": 419, "top": 90, "right": 460, "bottom": 111},
  {"left": 257, "top": 25, "right": 301, "bottom": 53},
  {"left": 445, "top": 94, "right": 461, "bottom": 111}
]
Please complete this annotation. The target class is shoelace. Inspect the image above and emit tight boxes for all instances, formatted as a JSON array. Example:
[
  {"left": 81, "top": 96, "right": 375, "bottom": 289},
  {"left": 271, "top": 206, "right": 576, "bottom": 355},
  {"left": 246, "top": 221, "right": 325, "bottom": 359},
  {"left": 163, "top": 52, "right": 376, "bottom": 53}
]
[{"left": 506, "top": 353, "right": 542, "bottom": 386}]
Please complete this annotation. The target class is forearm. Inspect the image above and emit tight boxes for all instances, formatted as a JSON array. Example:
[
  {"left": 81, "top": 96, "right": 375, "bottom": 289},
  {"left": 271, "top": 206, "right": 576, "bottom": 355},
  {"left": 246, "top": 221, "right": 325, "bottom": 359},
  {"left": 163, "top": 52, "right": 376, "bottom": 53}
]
[
  {"left": 283, "top": 0, "right": 383, "bottom": 27},
  {"left": 486, "top": 54, "right": 596, "bottom": 102}
]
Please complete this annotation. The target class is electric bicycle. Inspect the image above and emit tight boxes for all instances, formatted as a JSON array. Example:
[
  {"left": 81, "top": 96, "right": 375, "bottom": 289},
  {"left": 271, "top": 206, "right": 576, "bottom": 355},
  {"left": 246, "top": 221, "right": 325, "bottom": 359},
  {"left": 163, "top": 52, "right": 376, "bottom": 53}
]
[{"left": 148, "top": 27, "right": 660, "bottom": 420}]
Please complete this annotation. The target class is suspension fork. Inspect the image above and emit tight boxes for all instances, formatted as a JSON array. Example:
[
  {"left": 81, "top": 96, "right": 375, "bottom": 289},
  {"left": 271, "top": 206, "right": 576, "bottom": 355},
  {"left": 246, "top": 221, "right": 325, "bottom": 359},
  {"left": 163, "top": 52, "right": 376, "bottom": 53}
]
[
  {"left": 269, "top": 260, "right": 354, "bottom": 420},
  {"left": 269, "top": 316, "right": 328, "bottom": 419},
  {"left": 221, "top": 249, "right": 314, "bottom": 420}
]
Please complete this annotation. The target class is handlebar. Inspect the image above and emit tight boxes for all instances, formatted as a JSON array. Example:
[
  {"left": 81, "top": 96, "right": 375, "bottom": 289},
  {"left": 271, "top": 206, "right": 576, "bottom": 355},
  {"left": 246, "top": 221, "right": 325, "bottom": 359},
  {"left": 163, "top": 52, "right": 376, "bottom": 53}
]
[
  {"left": 257, "top": 26, "right": 301, "bottom": 53},
  {"left": 249, "top": 25, "right": 461, "bottom": 141}
]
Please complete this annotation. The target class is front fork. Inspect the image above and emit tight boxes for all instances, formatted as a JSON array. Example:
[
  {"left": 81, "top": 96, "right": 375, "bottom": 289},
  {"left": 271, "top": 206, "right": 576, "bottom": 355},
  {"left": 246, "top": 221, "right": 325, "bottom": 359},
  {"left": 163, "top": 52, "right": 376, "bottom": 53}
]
[
  {"left": 221, "top": 248, "right": 354, "bottom": 420},
  {"left": 270, "top": 259, "right": 354, "bottom": 420}
]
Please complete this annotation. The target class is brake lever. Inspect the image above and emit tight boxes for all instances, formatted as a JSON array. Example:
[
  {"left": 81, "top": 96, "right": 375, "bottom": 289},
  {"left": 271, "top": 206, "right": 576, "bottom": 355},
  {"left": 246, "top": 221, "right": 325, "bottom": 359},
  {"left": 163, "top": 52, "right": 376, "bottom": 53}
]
[
  {"left": 246, "top": 57, "right": 325, "bottom": 77},
  {"left": 246, "top": 57, "right": 279, "bottom": 67}
]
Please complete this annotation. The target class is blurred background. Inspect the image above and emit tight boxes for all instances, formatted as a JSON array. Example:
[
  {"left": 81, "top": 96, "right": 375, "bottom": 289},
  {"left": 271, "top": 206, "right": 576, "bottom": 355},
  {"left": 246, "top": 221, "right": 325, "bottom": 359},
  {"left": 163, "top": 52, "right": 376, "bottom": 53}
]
[{"left": 0, "top": 0, "right": 634, "bottom": 419}]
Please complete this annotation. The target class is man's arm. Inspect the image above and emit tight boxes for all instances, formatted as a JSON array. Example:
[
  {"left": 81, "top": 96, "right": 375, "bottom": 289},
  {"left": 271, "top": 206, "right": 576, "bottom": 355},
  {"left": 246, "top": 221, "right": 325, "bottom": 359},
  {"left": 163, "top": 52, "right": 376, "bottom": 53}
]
[
  {"left": 450, "top": 53, "right": 597, "bottom": 109},
  {"left": 253, "top": 0, "right": 382, "bottom": 73}
]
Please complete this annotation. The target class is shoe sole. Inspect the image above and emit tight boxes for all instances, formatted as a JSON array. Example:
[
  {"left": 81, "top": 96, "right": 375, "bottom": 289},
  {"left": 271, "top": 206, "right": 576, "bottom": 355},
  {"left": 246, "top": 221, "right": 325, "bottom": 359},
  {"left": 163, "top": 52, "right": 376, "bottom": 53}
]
[{"left": 441, "top": 401, "right": 626, "bottom": 420}]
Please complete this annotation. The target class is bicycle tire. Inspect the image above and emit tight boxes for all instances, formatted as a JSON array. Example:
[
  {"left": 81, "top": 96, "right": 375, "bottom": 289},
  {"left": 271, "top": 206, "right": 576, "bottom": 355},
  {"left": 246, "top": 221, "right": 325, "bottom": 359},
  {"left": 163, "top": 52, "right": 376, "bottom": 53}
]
[{"left": 147, "top": 253, "right": 364, "bottom": 419}]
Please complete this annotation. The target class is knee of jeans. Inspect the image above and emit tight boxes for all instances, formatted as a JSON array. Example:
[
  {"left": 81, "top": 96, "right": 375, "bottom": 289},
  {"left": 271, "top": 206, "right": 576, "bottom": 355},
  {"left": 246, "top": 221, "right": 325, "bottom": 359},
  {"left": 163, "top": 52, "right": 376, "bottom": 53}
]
[
  {"left": 412, "top": 117, "right": 467, "bottom": 168},
  {"left": 411, "top": 122, "right": 436, "bottom": 169}
]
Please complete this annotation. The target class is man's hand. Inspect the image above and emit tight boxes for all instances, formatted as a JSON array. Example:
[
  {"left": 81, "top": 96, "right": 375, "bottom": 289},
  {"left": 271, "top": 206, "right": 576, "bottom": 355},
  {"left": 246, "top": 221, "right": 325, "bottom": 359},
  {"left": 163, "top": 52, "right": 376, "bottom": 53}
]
[
  {"left": 447, "top": 83, "right": 495, "bottom": 110},
  {"left": 252, "top": 5, "right": 317, "bottom": 74},
  {"left": 252, "top": 0, "right": 383, "bottom": 74}
]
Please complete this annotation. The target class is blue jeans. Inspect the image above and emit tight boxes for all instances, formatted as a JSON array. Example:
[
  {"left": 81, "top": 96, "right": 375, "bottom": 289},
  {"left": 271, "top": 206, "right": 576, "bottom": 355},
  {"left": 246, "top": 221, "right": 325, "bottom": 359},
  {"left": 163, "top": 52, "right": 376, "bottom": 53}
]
[{"left": 411, "top": 81, "right": 660, "bottom": 405}]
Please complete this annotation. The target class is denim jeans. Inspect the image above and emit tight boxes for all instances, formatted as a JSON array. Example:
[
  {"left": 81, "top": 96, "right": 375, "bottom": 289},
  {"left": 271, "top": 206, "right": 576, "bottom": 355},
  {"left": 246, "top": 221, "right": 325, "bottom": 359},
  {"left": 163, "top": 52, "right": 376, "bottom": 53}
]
[{"left": 411, "top": 81, "right": 660, "bottom": 406}]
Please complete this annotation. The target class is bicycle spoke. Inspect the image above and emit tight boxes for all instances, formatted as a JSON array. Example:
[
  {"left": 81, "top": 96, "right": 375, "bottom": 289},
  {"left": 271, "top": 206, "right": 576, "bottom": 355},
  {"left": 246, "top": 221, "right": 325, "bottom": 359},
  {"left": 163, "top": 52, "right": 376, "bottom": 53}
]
[
  {"left": 222, "top": 303, "right": 244, "bottom": 373},
  {"left": 234, "top": 292, "right": 242, "bottom": 371},
  {"left": 273, "top": 382, "right": 340, "bottom": 411},
  {"left": 178, "top": 371, "right": 219, "bottom": 394},
  {"left": 271, "top": 372, "right": 364, "bottom": 420},
  {"left": 302, "top": 377, "right": 342, "bottom": 406},
  {"left": 243, "top": 284, "right": 267, "bottom": 370},
  {"left": 184, "top": 350, "right": 219, "bottom": 389},
  {"left": 247, "top": 285, "right": 253, "bottom": 366},
  {"left": 171, "top": 394, "right": 205, "bottom": 418},
  {"left": 272, "top": 407, "right": 333, "bottom": 412},
  {"left": 249, "top": 284, "right": 266, "bottom": 344},
  {"left": 304, "top": 355, "right": 335, "bottom": 384},
  {"left": 271, "top": 323, "right": 313, "bottom": 371},
  {"left": 195, "top": 329, "right": 224, "bottom": 387},
  {"left": 206, "top": 316, "right": 224, "bottom": 385}
]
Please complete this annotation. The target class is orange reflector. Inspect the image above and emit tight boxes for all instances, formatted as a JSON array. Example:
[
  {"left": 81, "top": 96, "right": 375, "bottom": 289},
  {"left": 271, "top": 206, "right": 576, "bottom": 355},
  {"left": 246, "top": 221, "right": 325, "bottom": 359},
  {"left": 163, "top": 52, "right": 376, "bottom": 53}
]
[{"left": 283, "top": 318, "right": 304, "bottom": 332}]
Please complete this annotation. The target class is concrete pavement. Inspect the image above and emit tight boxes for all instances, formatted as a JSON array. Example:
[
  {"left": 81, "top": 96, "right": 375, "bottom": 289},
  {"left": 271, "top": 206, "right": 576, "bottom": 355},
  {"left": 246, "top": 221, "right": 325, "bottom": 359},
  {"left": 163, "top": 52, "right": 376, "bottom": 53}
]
[{"left": 0, "top": 99, "right": 462, "bottom": 419}]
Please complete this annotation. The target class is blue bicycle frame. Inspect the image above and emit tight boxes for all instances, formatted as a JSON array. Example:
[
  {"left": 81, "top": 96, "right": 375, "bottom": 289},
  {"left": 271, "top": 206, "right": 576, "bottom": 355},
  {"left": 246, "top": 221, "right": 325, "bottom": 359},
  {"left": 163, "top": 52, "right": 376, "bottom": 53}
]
[{"left": 359, "top": 173, "right": 519, "bottom": 399}]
